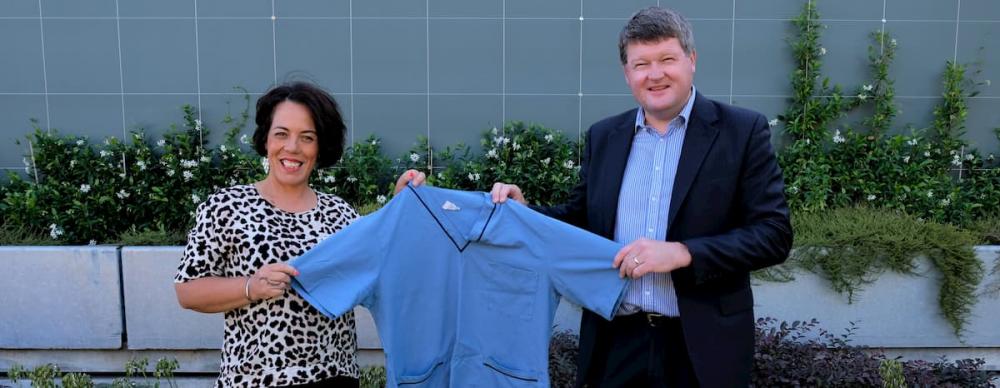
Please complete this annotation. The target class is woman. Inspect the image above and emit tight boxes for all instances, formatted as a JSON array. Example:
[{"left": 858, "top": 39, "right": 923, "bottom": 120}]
[{"left": 174, "top": 82, "right": 424, "bottom": 387}]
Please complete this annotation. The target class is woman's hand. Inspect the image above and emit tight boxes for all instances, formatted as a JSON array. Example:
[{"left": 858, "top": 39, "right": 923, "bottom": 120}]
[
  {"left": 248, "top": 263, "right": 299, "bottom": 301},
  {"left": 394, "top": 169, "right": 427, "bottom": 194}
]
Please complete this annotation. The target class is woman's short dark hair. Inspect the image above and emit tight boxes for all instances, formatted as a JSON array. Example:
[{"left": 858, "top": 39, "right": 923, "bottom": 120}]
[{"left": 252, "top": 82, "right": 346, "bottom": 169}]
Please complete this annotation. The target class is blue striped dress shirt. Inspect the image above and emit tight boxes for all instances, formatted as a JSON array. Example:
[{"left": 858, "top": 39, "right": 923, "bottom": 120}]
[{"left": 615, "top": 86, "right": 696, "bottom": 317}]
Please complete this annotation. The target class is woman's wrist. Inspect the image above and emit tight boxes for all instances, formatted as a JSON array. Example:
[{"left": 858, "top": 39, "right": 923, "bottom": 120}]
[{"left": 243, "top": 276, "right": 256, "bottom": 302}]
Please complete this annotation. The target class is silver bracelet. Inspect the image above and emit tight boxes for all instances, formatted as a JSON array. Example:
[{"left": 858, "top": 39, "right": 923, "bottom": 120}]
[{"left": 244, "top": 276, "right": 254, "bottom": 302}]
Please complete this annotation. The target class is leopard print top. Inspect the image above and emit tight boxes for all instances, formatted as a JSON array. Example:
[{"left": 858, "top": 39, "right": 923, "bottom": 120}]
[{"left": 174, "top": 185, "right": 360, "bottom": 387}]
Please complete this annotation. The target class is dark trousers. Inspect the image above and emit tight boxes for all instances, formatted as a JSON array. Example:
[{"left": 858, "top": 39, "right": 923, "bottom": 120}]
[
  {"left": 593, "top": 313, "right": 699, "bottom": 388},
  {"left": 280, "top": 375, "right": 359, "bottom": 388}
]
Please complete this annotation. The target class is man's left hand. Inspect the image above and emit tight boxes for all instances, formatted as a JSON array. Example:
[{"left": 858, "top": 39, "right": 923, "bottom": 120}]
[{"left": 613, "top": 238, "right": 692, "bottom": 279}]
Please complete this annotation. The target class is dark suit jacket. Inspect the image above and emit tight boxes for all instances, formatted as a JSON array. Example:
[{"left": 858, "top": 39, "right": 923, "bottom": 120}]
[{"left": 536, "top": 92, "right": 793, "bottom": 388}]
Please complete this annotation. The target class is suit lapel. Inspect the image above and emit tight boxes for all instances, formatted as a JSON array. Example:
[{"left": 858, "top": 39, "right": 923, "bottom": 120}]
[
  {"left": 668, "top": 93, "right": 719, "bottom": 232},
  {"left": 599, "top": 109, "right": 638, "bottom": 238}
]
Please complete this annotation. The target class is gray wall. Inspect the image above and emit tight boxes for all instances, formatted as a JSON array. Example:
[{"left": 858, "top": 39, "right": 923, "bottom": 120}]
[{"left": 1, "top": 0, "right": 998, "bottom": 175}]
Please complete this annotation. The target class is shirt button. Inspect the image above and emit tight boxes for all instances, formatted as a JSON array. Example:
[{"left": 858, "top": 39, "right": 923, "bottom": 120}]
[{"left": 647, "top": 228, "right": 654, "bottom": 233}]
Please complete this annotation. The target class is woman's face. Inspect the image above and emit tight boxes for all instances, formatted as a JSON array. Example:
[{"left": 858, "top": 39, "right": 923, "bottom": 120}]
[{"left": 265, "top": 100, "right": 318, "bottom": 188}]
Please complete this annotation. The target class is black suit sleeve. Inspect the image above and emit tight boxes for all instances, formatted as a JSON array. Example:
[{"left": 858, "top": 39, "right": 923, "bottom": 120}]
[{"left": 682, "top": 113, "right": 793, "bottom": 284}]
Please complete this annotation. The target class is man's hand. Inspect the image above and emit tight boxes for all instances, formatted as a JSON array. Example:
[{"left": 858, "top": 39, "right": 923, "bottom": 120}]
[
  {"left": 490, "top": 182, "right": 527, "bottom": 204},
  {"left": 613, "top": 238, "right": 692, "bottom": 279}
]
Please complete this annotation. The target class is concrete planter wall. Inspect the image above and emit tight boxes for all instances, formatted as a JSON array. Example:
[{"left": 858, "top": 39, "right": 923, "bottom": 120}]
[
  {"left": 0, "top": 247, "right": 122, "bottom": 349},
  {"left": 121, "top": 247, "right": 381, "bottom": 350},
  {"left": 1, "top": 245, "right": 997, "bottom": 370}
]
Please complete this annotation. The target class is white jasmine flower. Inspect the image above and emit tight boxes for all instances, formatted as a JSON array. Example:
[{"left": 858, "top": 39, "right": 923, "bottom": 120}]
[
  {"left": 512, "top": 142, "right": 521, "bottom": 151},
  {"left": 788, "top": 186, "right": 799, "bottom": 195},
  {"left": 191, "top": 193, "right": 201, "bottom": 203},
  {"left": 768, "top": 118, "right": 779, "bottom": 127},
  {"left": 542, "top": 157, "right": 551, "bottom": 165},
  {"left": 88, "top": 240, "right": 97, "bottom": 246},
  {"left": 240, "top": 134, "right": 250, "bottom": 145},
  {"left": 819, "top": 47, "right": 827, "bottom": 56},
  {"left": 951, "top": 155, "right": 962, "bottom": 167},
  {"left": 467, "top": 172, "right": 481, "bottom": 181},
  {"left": 890, "top": 38, "right": 897, "bottom": 46},
  {"left": 347, "top": 176, "right": 357, "bottom": 183},
  {"left": 157, "top": 139, "right": 166, "bottom": 147},
  {"left": 370, "top": 138, "right": 378, "bottom": 146},
  {"left": 409, "top": 153, "right": 420, "bottom": 163},
  {"left": 867, "top": 194, "right": 876, "bottom": 201},
  {"left": 907, "top": 138, "right": 918, "bottom": 146},
  {"left": 136, "top": 160, "right": 147, "bottom": 170},
  {"left": 903, "top": 156, "right": 910, "bottom": 163},
  {"left": 70, "top": 160, "right": 77, "bottom": 168},
  {"left": 924, "top": 151, "right": 931, "bottom": 157},
  {"left": 988, "top": 154, "right": 995, "bottom": 161},
  {"left": 564, "top": 160, "right": 575, "bottom": 169},
  {"left": 941, "top": 198, "right": 951, "bottom": 206},
  {"left": 181, "top": 159, "right": 198, "bottom": 168},
  {"left": 200, "top": 156, "right": 211, "bottom": 163},
  {"left": 182, "top": 170, "right": 194, "bottom": 181},
  {"left": 100, "top": 150, "right": 110, "bottom": 158},
  {"left": 949, "top": 149, "right": 957, "bottom": 155},
  {"left": 502, "top": 137, "right": 511, "bottom": 145},
  {"left": 116, "top": 190, "right": 129, "bottom": 199},
  {"left": 857, "top": 93, "right": 867, "bottom": 101},
  {"left": 376, "top": 195, "right": 387, "bottom": 204},
  {"left": 166, "top": 169, "right": 175, "bottom": 177},
  {"left": 805, "top": 138, "right": 811, "bottom": 145},
  {"left": 863, "top": 84, "right": 874, "bottom": 92},
  {"left": 491, "top": 127, "right": 499, "bottom": 135},
  {"left": 49, "top": 224, "right": 63, "bottom": 239},
  {"left": 79, "top": 184, "right": 91, "bottom": 193},
  {"left": 437, "top": 172, "right": 445, "bottom": 180},
  {"left": 323, "top": 175, "right": 335, "bottom": 184},
  {"left": 545, "top": 134, "right": 554, "bottom": 142},
  {"left": 76, "top": 139, "right": 85, "bottom": 146},
  {"left": 486, "top": 148, "right": 499, "bottom": 159},
  {"left": 220, "top": 145, "right": 228, "bottom": 153},
  {"left": 832, "top": 129, "right": 845, "bottom": 144},
  {"left": 966, "top": 154, "right": 974, "bottom": 161},
  {"left": 927, "top": 190, "right": 934, "bottom": 198},
  {"left": 194, "top": 119, "right": 203, "bottom": 132}
]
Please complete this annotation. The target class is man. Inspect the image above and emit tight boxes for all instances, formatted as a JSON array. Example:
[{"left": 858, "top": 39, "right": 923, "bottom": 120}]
[{"left": 490, "top": 6, "right": 793, "bottom": 387}]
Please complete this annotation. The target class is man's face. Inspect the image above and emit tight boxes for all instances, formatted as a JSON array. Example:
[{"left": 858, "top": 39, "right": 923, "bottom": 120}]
[{"left": 623, "top": 38, "right": 696, "bottom": 122}]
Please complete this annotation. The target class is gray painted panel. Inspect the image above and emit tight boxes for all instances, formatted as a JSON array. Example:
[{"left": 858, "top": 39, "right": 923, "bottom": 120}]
[
  {"left": 197, "top": 19, "right": 274, "bottom": 94},
  {"left": 0, "top": 96, "right": 45, "bottom": 167},
  {"left": 197, "top": 93, "right": 261, "bottom": 146},
  {"left": 504, "top": 95, "right": 579, "bottom": 134},
  {"left": 353, "top": 95, "right": 427, "bottom": 157},
  {"left": 505, "top": 20, "right": 579, "bottom": 94},
  {"left": 689, "top": 19, "right": 733, "bottom": 97},
  {"left": 582, "top": 0, "right": 656, "bottom": 20},
  {"left": 960, "top": 0, "right": 1000, "bottom": 21},
  {"left": 0, "top": 20, "right": 45, "bottom": 93},
  {"left": 580, "top": 95, "right": 636, "bottom": 132},
  {"left": 47, "top": 95, "right": 123, "bottom": 139},
  {"left": 818, "top": 21, "right": 882, "bottom": 90},
  {"left": 428, "top": 20, "right": 502, "bottom": 93},
  {"left": 429, "top": 0, "right": 501, "bottom": 18},
  {"left": 2, "top": 0, "right": 39, "bottom": 17},
  {"left": 966, "top": 98, "right": 1000, "bottom": 152},
  {"left": 274, "top": 19, "right": 351, "bottom": 93},
  {"left": 119, "top": 19, "right": 198, "bottom": 94},
  {"left": 815, "top": 0, "right": 882, "bottom": 20},
  {"left": 886, "top": 0, "right": 958, "bottom": 20},
  {"left": 730, "top": 96, "right": 789, "bottom": 145},
  {"left": 123, "top": 94, "right": 199, "bottom": 137},
  {"left": 429, "top": 94, "right": 502, "bottom": 154},
  {"left": 0, "top": 247, "right": 122, "bottom": 349},
  {"left": 43, "top": 19, "right": 121, "bottom": 93},
  {"left": 581, "top": 19, "right": 627, "bottom": 95},
  {"left": 894, "top": 97, "right": 939, "bottom": 132},
  {"left": 41, "top": 0, "right": 115, "bottom": 17},
  {"left": 731, "top": 20, "right": 795, "bottom": 96},
  {"left": 274, "top": 0, "right": 349, "bottom": 18},
  {"left": 118, "top": 0, "right": 195, "bottom": 18},
  {"left": 672, "top": 0, "right": 737, "bottom": 20},
  {"left": 196, "top": 0, "right": 270, "bottom": 18},
  {"left": 957, "top": 21, "right": 1000, "bottom": 98},
  {"left": 505, "top": 0, "right": 579, "bottom": 18},
  {"left": 734, "top": 0, "right": 802, "bottom": 20},
  {"left": 352, "top": 19, "right": 427, "bottom": 93},
  {"left": 352, "top": 0, "right": 424, "bottom": 18},
  {"left": 886, "top": 21, "right": 955, "bottom": 97}
]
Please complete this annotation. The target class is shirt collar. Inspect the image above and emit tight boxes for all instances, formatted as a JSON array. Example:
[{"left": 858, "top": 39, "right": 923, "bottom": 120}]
[{"left": 634, "top": 85, "right": 697, "bottom": 134}]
